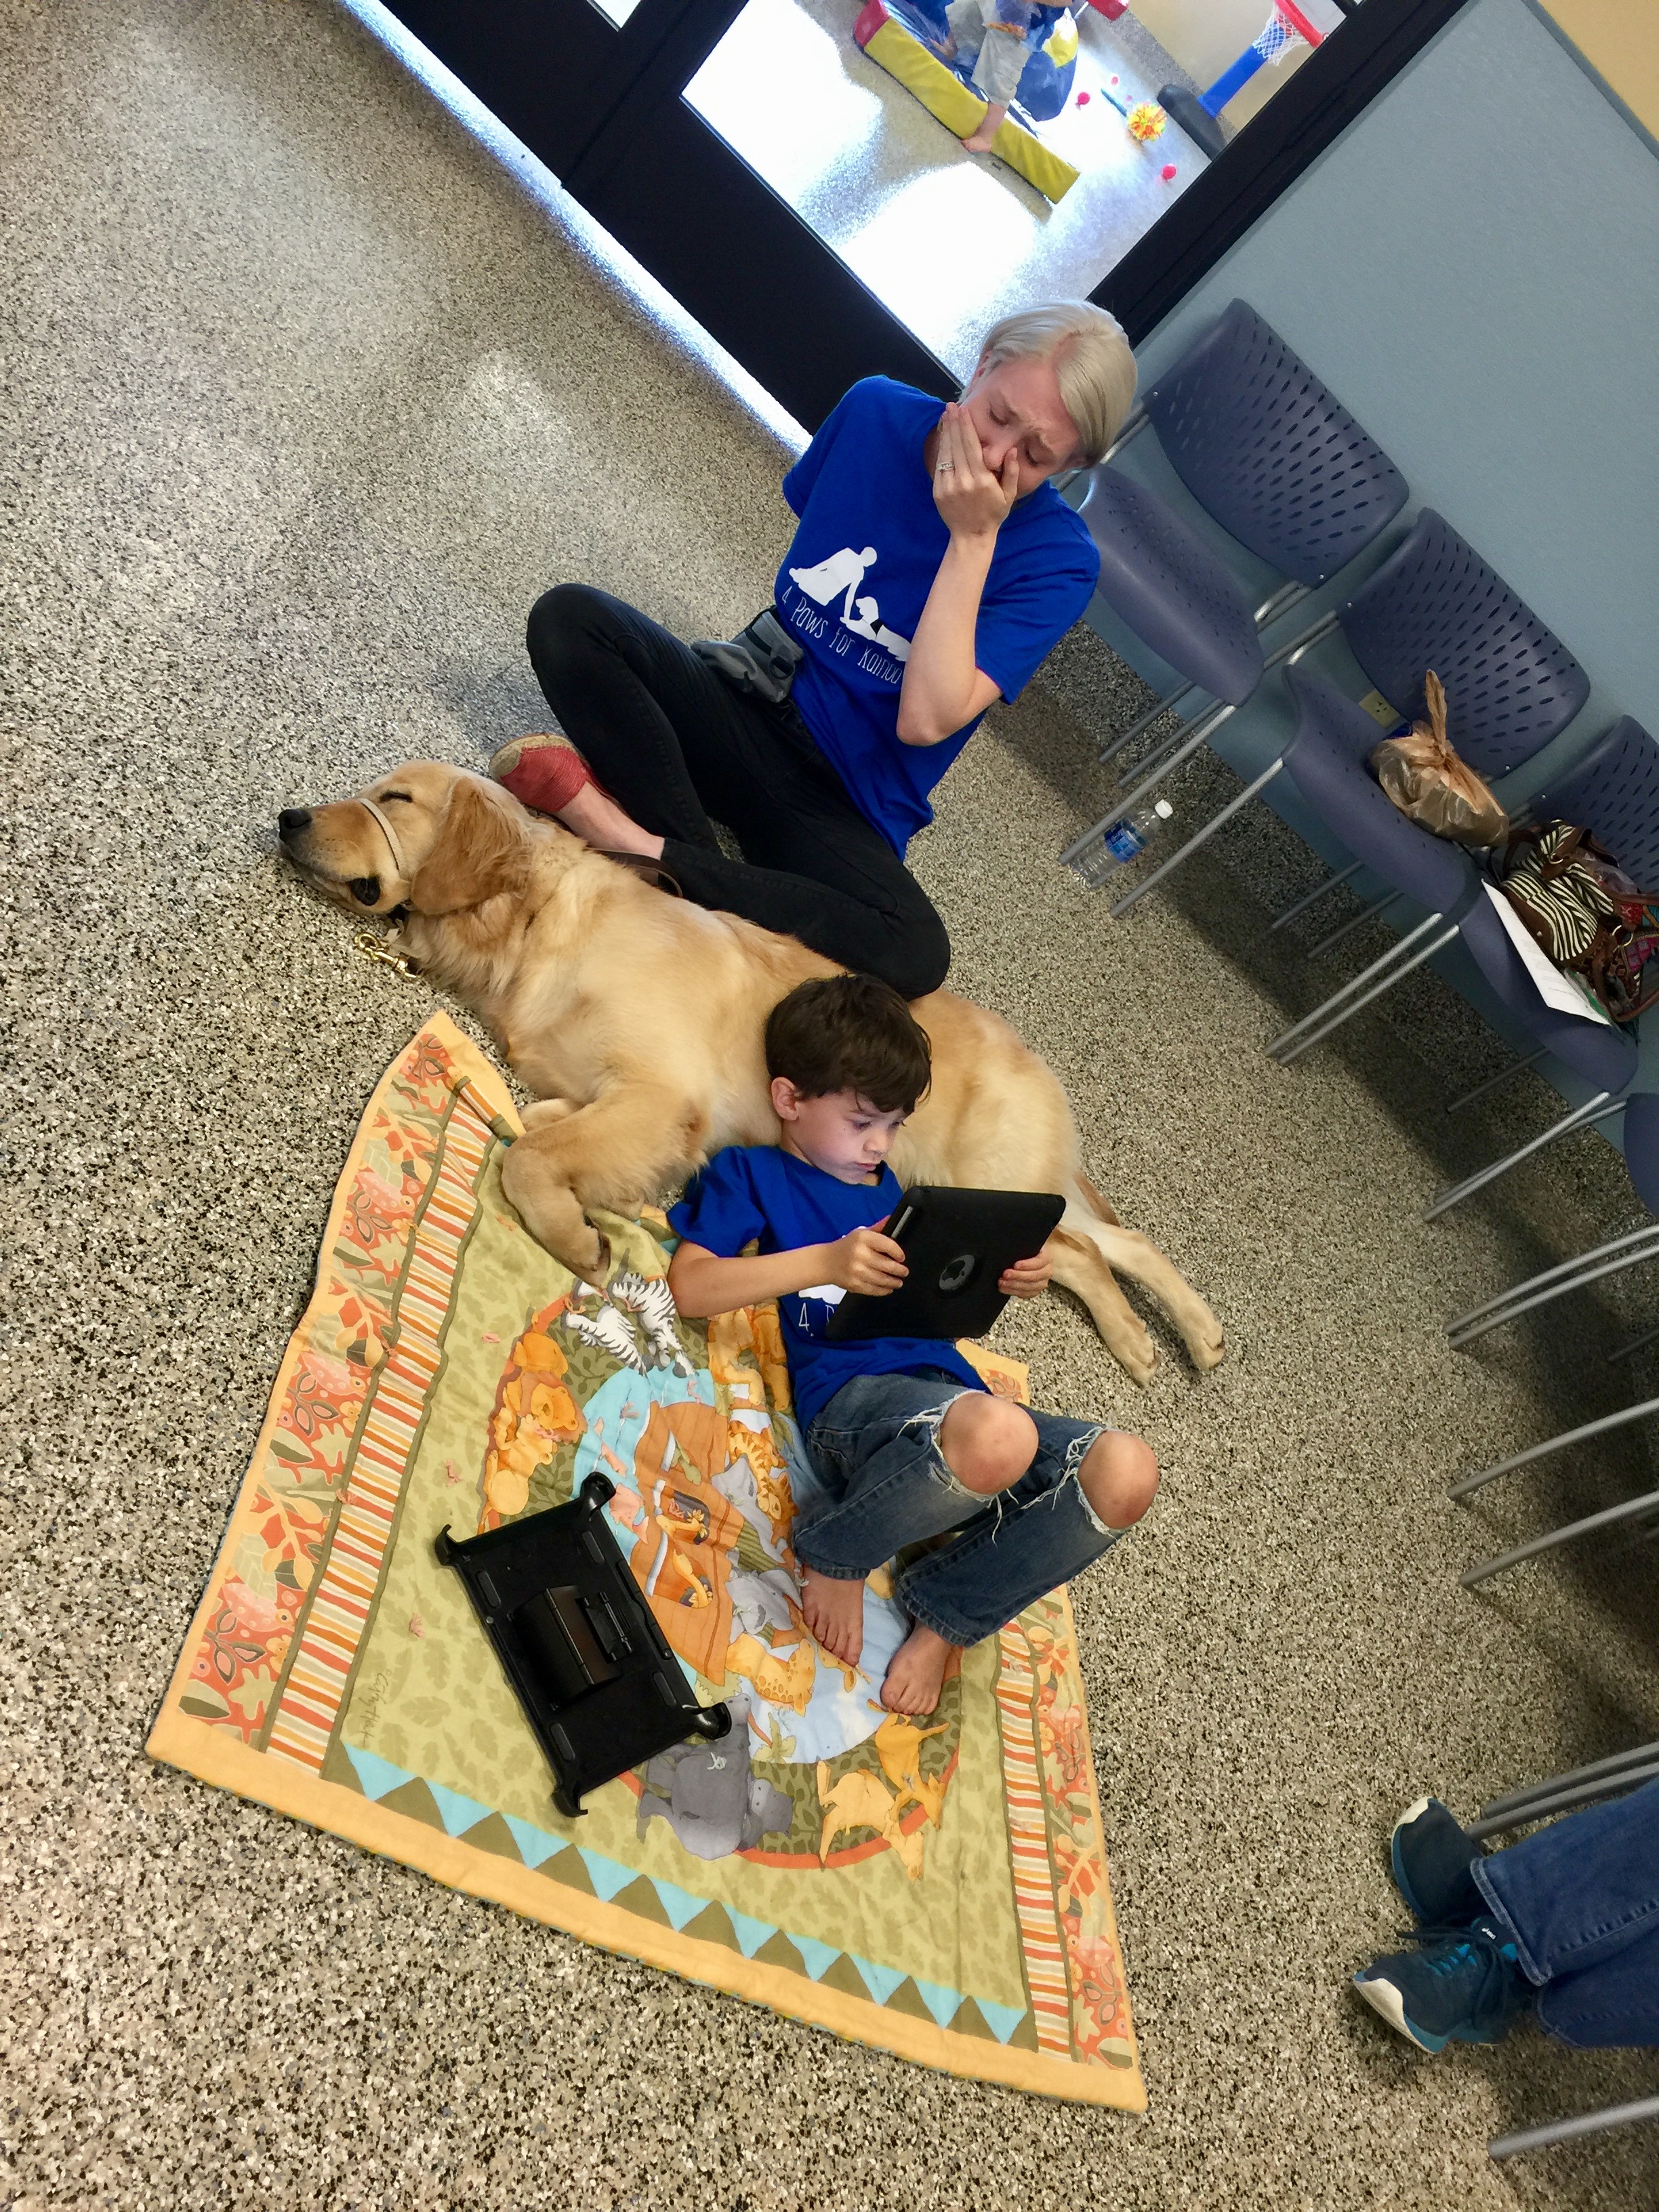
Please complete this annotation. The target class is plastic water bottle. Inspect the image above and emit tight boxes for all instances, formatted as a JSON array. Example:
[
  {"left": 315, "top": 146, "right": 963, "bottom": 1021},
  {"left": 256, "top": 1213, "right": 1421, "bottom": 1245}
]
[{"left": 1070, "top": 798, "right": 1174, "bottom": 889}]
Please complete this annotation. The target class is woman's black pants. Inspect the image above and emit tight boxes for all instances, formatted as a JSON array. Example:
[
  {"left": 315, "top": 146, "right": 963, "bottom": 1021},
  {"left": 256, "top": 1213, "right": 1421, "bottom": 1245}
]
[{"left": 525, "top": 583, "right": 951, "bottom": 999}]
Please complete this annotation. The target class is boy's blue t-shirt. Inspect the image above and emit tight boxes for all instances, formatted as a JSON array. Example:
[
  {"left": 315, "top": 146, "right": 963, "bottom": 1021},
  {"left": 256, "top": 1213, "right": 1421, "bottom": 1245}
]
[
  {"left": 667, "top": 1144, "right": 983, "bottom": 1433},
  {"left": 775, "top": 377, "right": 1100, "bottom": 853}
]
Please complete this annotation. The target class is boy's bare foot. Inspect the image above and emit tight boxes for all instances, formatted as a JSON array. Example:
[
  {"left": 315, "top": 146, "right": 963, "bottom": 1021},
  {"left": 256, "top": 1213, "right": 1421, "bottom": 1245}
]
[
  {"left": 800, "top": 1565, "right": 865, "bottom": 1667},
  {"left": 880, "top": 1623, "right": 960, "bottom": 1715}
]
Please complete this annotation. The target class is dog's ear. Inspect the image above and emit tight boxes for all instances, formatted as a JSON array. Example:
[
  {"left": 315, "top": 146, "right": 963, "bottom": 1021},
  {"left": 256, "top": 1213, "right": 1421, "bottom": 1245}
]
[{"left": 408, "top": 781, "right": 530, "bottom": 916}]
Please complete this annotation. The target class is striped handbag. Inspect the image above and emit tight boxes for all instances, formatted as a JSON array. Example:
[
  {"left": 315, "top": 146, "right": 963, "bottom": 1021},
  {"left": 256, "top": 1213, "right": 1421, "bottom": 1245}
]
[{"left": 1499, "top": 821, "right": 1659, "bottom": 1023}]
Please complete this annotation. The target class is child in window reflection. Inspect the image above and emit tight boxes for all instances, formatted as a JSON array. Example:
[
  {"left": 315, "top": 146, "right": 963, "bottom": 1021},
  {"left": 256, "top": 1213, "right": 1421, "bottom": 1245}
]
[{"left": 935, "top": 1, "right": 1061, "bottom": 154}]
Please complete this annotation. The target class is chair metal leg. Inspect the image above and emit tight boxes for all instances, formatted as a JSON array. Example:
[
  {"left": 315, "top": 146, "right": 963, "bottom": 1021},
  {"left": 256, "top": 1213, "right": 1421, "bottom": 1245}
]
[
  {"left": 1460, "top": 1482, "right": 1659, "bottom": 1587},
  {"left": 1060, "top": 702, "right": 1235, "bottom": 868},
  {"left": 1469, "top": 1759, "right": 1659, "bottom": 1839},
  {"left": 1448, "top": 1225, "right": 1659, "bottom": 1340},
  {"left": 1270, "top": 859, "right": 1364, "bottom": 931},
  {"left": 1100, "top": 681, "right": 1195, "bottom": 764},
  {"left": 1490, "top": 2095, "right": 1659, "bottom": 2160},
  {"left": 1277, "top": 611, "right": 1340, "bottom": 671},
  {"left": 1266, "top": 914, "right": 1456, "bottom": 1064},
  {"left": 1425, "top": 1094, "right": 1623, "bottom": 1223},
  {"left": 1254, "top": 579, "right": 1309, "bottom": 631},
  {"left": 1609, "top": 1319, "right": 1659, "bottom": 1366},
  {"left": 1097, "top": 409, "right": 1147, "bottom": 466},
  {"left": 1447, "top": 1229, "right": 1659, "bottom": 1349},
  {"left": 1444, "top": 1048, "right": 1548, "bottom": 1117},
  {"left": 1307, "top": 888, "right": 1402, "bottom": 961},
  {"left": 1099, "top": 579, "right": 1313, "bottom": 766},
  {"left": 1479, "top": 1738, "right": 1659, "bottom": 1822},
  {"left": 1110, "top": 712, "right": 1206, "bottom": 789},
  {"left": 1109, "top": 758, "right": 1285, "bottom": 918},
  {"left": 1066, "top": 609, "right": 1341, "bottom": 886},
  {"left": 1449, "top": 1393, "right": 1659, "bottom": 1500}
]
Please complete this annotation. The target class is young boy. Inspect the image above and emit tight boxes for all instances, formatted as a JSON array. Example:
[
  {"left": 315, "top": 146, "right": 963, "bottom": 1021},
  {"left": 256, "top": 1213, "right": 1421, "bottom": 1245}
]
[
  {"left": 933, "top": 1, "right": 1063, "bottom": 156},
  {"left": 666, "top": 975, "right": 1158, "bottom": 1717}
]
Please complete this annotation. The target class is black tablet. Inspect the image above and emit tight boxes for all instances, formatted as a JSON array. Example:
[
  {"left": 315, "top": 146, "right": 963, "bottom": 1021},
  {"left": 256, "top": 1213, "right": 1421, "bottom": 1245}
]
[{"left": 824, "top": 1185, "right": 1065, "bottom": 1346}]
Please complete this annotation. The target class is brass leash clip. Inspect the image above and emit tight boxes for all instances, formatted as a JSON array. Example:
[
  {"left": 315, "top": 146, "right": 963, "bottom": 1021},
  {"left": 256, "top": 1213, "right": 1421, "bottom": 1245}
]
[{"left": 354, "top": 928, "right": 424, "bottom": 979}]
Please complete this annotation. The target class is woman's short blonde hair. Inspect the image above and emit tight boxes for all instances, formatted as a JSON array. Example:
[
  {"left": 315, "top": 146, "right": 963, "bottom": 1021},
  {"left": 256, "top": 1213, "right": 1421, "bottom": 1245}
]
[{"left": 975, "top": 302, "right": 1137, "bottom": 467}]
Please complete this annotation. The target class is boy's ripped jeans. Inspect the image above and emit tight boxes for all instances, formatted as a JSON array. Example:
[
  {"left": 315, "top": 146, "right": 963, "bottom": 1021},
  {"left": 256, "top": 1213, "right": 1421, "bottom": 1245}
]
[{"left": 796, "top": 1370, "right": 1122, "bottom": 1649}]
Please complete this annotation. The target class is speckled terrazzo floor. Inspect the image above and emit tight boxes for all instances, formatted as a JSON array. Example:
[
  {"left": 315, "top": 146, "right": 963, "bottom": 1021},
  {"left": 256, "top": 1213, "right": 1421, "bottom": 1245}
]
[{"left": 2, "top": 4, "right": 1657, "bottom": 2209}]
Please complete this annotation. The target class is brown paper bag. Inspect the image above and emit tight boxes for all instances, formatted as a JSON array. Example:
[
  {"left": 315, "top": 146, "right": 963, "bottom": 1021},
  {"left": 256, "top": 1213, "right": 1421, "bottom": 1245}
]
[{"left": 1370, "top": 671, "right": 1509, "bottom": 848}]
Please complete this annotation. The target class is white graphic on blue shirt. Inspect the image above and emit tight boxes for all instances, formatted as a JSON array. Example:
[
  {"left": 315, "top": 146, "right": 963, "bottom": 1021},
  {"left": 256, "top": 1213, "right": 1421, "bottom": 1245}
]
[
  {"left": 787, "top": 543, "right": 912, "bottom": 664},
  {"left": 783, "top": 1282, "right": 846, "bottom": 1340}
]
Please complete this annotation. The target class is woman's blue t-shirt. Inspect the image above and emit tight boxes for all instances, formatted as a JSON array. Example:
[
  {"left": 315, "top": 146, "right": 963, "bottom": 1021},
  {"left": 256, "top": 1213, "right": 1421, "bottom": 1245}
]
[
  {"left": 775, "top": 377, "right": 1100, "bottom": 853},
  {"left": 666, "top": 1145, "right": 983, "bottom": 1433}
]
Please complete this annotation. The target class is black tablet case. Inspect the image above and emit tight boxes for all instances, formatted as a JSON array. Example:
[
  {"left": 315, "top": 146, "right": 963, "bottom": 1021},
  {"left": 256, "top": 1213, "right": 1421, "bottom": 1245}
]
[
  {"left": 436, "top": 1473, "right": 731, "bottom": 1817},
  {"left": 825, "top": 1184, "right": 1065, "bottom": 1346}
]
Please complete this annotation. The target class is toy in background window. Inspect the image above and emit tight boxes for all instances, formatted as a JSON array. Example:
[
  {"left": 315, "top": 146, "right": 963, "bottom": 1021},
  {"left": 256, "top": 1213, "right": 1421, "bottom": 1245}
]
[
  {"left": 1094, "top": 75, "right": 1169, "bottom": 147},
  {"left": 1160, "top": 0, "right": 1347, "bottom": 162}
]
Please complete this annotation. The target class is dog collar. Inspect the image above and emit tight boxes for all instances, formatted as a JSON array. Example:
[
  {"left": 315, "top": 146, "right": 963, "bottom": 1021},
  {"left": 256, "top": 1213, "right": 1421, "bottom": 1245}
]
[{"left": 359, "top": 794, "right": 409, "bottom": 882}]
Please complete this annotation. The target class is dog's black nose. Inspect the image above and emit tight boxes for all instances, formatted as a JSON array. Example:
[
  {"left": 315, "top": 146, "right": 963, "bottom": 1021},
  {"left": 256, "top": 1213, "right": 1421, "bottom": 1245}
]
[{"left": 278, "top": 807, "right": 312, "bottom": 840}]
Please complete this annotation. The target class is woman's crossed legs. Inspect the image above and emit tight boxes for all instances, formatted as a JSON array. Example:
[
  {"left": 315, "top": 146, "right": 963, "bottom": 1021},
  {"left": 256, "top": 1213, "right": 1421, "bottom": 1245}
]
[{"left": 520, "top": 583, "right": 951, "bottom": 998}]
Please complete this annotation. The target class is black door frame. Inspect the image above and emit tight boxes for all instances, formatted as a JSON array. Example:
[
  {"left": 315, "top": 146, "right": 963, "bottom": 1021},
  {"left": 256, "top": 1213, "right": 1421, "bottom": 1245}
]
[{"left": 372, "top": 0, "right": 1473, "bottom": 425}]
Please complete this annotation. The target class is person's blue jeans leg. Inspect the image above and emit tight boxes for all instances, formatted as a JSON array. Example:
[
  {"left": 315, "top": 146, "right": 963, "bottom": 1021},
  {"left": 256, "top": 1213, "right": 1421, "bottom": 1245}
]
[
  {"left": 798, "top": 1371, "right": 1126, "bottom": 1648},
  {"left": 1474, "top": 1778, "right": 1659, "bottom": 2048}
]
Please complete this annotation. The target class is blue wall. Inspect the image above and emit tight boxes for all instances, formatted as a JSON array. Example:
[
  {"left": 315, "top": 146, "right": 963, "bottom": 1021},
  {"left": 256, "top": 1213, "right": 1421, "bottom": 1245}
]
[
  {"left": 1084, "top": 0, "right": 1659, "bottom": 1098},
  {"left": 1092, "top": 0, "right": 1659, "bottom": 785}
]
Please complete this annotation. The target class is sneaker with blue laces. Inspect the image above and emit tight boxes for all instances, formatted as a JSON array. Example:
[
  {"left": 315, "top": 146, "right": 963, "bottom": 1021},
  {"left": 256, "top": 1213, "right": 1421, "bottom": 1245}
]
[
  {"left": 1390, "top": 1795, "right": 1486, "bottom": 1925},
  {"left": 1353, "top": 1919, "right": 1530, "bottom": 2052}
]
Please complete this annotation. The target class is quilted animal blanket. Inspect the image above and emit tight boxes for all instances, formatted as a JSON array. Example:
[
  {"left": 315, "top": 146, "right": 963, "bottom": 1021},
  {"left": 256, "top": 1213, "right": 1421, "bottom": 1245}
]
[{"left": 148, "top": 1017, "right": 1143, "bottom": 2107}]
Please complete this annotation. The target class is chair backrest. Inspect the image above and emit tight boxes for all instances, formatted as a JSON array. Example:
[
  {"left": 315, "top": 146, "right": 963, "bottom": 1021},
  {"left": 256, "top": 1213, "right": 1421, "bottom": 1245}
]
[
  {"left": 1142, "top": 299, "right": 1407, "bottom": 588},
  {"left": 1340, "top": 511, "right": 1590, "bottom": 777},
  {"left": 1534, "top": 720, "right": 1659, "bottom": 884}
]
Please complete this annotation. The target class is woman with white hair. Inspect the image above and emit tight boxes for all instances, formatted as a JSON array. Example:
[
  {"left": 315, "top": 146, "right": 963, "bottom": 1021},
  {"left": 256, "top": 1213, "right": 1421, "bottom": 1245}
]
[{"left": 497, "top": 302, "right": 1134, "bottom": 998}]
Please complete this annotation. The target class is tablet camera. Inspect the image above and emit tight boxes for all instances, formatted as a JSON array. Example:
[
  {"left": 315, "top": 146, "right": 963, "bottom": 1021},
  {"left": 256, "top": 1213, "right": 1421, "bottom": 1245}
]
[{"left": 937, "top": 1252, "right": 979, "bottom": 1296}]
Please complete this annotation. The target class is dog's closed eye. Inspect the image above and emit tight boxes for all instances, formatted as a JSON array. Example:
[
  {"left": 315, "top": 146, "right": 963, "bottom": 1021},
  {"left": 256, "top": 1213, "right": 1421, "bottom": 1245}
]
[
  {"left": 350, "top": 876, "right": 381, "bottom": 906},
  {"left": 378, "top": 791, "right": 412, "bottom": 804}
]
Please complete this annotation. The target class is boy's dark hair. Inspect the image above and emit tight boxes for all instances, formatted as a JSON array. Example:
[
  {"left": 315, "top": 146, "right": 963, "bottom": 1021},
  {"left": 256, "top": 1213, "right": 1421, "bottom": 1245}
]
[{"left": 764, "top": 975, "right": 932, "bottom": 1113}]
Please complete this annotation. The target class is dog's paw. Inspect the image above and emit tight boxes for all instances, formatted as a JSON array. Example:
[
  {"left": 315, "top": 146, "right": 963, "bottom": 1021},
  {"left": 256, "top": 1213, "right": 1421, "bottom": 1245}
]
[
  {"left": 520, "top": 1097, "right": 578, "bottom": 1131},
  {"left": 1111, "top": 1321, "right": 1158, "bottom": 1387},
  {"left": 555, "top": 1225, "right": 609, "bottom": 1285},
  {"left": 1187, "top": 1309, "right": 1226, "bottom": 1372}
]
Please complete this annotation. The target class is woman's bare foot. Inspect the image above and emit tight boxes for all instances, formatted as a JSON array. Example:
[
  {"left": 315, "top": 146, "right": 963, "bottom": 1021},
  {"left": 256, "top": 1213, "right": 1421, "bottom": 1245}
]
[
  {"left": 800, "top": 1565, "right": 865, "bottom": 1667},
  {"left": 880, "top": 1624, "right": 960, "bottom": 1715},
  {"left": 556, "top": 781, "right": 665, "bottom": 861}
]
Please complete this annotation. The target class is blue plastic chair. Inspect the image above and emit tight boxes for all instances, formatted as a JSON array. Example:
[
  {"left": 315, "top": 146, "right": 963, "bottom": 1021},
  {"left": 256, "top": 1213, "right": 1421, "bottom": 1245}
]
[
  {"left": 1146, "top": 299, "right": 1410, "bottom": 588},
  {"left": 1234, "top": 506, "right": 1592, "bottom": 1019},
  {"left": 1534, "top": 716, "right": 1659, "bottom": 880},
  {"left": 1067, "top": 300, "right": 1406, "bottom": 830},
  {"left": 1097, "top": 509, "right": 1589, "bottom": 947},
  {"left": 1412, "top": 718, "right": 1658, "bottom": 1221},
  {"left": 1258, "top": 670, "right": 1626, "bottom": 1120}
]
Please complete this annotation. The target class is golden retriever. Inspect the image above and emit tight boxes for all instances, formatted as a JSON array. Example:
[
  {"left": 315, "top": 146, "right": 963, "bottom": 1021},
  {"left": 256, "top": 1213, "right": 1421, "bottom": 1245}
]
[{"left": 278, "top": 762, "right": 1223, "bottom": 1384}]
